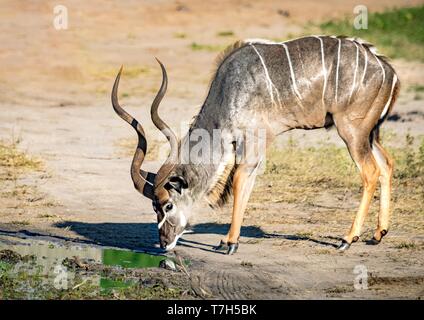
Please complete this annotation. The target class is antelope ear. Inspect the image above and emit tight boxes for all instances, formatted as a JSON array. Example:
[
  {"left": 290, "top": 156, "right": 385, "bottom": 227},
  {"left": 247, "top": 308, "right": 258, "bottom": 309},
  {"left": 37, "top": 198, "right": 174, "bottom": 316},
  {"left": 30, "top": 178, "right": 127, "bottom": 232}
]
[{"left": 164, "top": 175, "right": 188, "bottom": 194}]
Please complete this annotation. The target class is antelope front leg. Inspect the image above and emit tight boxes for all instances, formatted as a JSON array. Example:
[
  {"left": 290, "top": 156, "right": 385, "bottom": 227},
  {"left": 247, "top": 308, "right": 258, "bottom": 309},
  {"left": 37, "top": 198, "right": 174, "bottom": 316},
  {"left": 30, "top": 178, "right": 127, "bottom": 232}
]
[{"left": 216, "top": 164, "right": 258, "bottom": 255}]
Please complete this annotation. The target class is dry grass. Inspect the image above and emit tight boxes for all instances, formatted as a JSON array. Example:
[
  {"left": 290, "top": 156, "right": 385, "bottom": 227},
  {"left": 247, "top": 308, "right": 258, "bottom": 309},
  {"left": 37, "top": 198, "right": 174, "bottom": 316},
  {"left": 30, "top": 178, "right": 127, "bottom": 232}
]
[
  {"left": 217, "top": 31, "right": 235, "bottom": 37},
  {"left": 394, "top": 241, "right": 421, "bottom": 250},
  {"left": 0, "top": 140, "right": 41, "bottom": 180},
  {"left": 0, "top": 140, "right": 59, "bottom": 222},
  {"left": 246, "top": 136, "right": 424, "bottom": 239},
  {"left": 253, "top": 142, "right": 361, "bottom": 205}
]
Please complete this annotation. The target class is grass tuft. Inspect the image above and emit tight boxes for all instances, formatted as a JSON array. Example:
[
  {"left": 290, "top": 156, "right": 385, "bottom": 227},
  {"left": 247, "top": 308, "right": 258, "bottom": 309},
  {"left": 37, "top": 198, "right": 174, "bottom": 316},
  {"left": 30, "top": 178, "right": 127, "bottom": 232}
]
[
  {"left": 395, "top": 241, "right": 418, "bottom": 250},
  {"left": 174, "top": 32, "right": 187, "bottom": 39},
  {"left": 0, "top": 141, "right": 41, "bottom": 181},
  {"left": 0, "top": 141, "right": 41, "bottom": 171},
  {"left": 408, "top": 84, "right": 424, "bottom": 93},
  {"left": 217, "top": 30, "right": 235, "bottom": 37},
  {"left": 189, "top": 42, "right": 226, "bottom": 52}
]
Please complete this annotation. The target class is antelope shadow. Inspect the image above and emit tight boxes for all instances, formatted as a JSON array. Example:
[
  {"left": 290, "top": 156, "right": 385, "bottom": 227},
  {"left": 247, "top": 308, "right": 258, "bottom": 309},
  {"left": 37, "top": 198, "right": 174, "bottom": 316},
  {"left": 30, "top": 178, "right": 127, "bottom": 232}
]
[{"left": 52, "top": 221, "right": 339, "bottom": 252}]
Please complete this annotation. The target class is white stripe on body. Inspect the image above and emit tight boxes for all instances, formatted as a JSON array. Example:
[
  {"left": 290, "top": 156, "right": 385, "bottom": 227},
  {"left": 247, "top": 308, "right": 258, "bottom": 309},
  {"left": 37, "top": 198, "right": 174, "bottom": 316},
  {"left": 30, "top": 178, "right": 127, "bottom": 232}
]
[
  {"left": 250, "top": 44, "right": 282, "bottom": 107},
  {"left": 280, "top": 43, "right": 303, "bottom": 104},
  {"left": 374, "top": 54, "right": 386, "bottom": 89},
  {"left": 360, "top": 46, "right": 368, "bottom": 85},
  {"left": 314, "top": 36, "right": 328, "bottom": 108},
  {"left": 348, "top": 41, "right": 359, "bottom": 104},
  {"left": 380, "top": 74, "right": 398, "bottom": 119},
  {"left": 335, "top": 38, "right": 341, "bottom": 104}
]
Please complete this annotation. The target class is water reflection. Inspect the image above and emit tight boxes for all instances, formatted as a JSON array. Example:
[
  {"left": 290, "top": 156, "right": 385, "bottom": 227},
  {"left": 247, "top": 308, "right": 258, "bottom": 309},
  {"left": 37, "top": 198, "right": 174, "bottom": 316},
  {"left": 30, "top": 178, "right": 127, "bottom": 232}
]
[{"left": 0, "top": 235, "right": 169, "bottom": 292}]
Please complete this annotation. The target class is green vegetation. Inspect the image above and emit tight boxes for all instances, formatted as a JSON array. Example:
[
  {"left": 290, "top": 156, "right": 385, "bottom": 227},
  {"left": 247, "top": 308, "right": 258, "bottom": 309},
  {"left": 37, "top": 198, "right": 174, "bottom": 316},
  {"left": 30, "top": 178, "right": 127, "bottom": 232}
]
[
  {"left": 319, "top": 6, "right": 424, "bottom": 61},
  {"left": 189, "top": 42, "right": 226, "bottom": 52},
  {"left": 102, "top": 248, "right": 165, "bottom": 269},
  {"left": 217, "top": 30, "right": 235, "bottom": 37},
  {"left": 408, "top": 84, "right": 424, "bottom": 93}
]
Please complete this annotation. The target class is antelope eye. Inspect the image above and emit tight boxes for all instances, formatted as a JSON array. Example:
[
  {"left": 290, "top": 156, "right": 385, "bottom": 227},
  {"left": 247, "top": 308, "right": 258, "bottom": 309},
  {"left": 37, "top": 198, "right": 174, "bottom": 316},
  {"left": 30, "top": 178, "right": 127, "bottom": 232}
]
[
  {"left": 165, "top": 203, "right": 173, "bottom": 212},
  {"left": 152, "top": 202, "right": 159, "bottom": 213}
]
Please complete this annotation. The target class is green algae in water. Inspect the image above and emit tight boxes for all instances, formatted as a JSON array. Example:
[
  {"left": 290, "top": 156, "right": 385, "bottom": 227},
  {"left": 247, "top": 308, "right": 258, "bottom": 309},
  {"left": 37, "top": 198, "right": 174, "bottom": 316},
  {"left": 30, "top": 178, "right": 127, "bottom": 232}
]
[
  {"left": 0, "top": 236, "right": 186, "bottom": 298},
  {"left": 102, "top": 248, "right": 166, "bottom": 269},
  {"left": 100, "top": 249, "right": 167, "bottom": 292}
]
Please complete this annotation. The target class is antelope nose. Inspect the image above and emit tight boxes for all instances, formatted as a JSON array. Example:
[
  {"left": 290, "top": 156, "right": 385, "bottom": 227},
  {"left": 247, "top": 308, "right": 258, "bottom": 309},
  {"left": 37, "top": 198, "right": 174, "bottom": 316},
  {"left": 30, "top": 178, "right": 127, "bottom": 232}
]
[{"left": 160, "top": 239, "right": 168, "bottom": 249}]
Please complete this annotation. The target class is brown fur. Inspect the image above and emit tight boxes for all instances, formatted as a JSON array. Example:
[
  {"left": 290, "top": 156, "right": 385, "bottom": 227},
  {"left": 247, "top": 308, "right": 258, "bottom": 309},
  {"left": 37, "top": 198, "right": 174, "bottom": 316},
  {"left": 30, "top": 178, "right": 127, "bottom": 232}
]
[
  {"left": 205, "top": 162, "right": 237, "bottom": 209},
  {"left": 372, "top": 72, "right": 401, "bottom": 143}
]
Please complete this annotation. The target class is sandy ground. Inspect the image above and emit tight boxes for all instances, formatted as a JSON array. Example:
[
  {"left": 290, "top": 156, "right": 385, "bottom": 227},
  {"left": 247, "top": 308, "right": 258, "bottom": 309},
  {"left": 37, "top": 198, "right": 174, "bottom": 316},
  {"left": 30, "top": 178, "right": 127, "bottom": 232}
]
[{"left": 1, "top": 0, "right": 424, "bottom": 299}]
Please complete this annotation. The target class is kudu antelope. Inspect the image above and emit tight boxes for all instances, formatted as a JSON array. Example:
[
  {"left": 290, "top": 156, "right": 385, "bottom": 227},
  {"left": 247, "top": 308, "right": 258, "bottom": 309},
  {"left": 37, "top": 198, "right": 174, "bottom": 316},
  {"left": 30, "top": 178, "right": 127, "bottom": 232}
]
[{"left": 112, "top": 36, "right": 400, "bottom": 254}]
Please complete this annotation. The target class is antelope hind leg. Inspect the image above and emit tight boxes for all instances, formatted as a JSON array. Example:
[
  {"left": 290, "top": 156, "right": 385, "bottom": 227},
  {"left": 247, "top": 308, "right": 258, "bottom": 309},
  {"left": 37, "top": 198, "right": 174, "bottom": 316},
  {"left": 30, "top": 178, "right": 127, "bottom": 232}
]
[
  {"left": 368, "top": 141, "right": 393, "bottom": 244},
  {"left": 338, "top": 150, "right": 380, "bottom": 251}
]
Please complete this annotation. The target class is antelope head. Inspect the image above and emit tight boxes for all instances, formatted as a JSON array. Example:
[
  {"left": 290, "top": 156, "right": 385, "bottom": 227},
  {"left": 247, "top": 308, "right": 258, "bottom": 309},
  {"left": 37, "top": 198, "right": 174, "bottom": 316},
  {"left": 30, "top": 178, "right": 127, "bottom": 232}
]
[{"left": 111, "top": 60, "right": 189, "bottom": 251}]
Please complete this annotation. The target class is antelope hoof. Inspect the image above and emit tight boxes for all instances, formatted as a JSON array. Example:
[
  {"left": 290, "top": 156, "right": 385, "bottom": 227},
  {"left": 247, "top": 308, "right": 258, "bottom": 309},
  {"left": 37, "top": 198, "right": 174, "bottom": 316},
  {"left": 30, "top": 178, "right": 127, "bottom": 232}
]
[
  {"left": 367, "top": 237, "right": 381, "bottom": 245},
  {"left": 226, "top": 242, "right": 239, "bottom": 255},
  {"left": 337, "top": 240, "right": 351, "bottom": 251},
  {"left": 214, "top": 240, "right": 229, "bottom": 252},
  {"left": 367, "top": 229, "right": 388, "bottom": 245}
]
